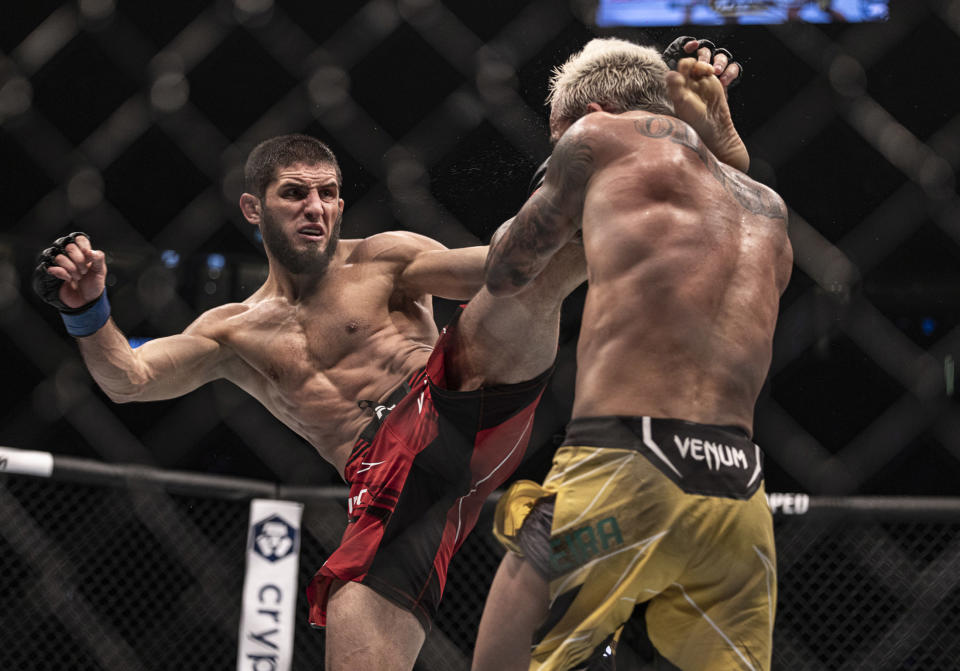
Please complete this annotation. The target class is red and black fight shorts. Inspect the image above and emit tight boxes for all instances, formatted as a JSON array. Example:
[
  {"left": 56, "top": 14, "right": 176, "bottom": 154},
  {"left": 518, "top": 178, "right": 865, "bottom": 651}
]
[{"left": 306, "top": 311, "right": 553, "bottom": 631}]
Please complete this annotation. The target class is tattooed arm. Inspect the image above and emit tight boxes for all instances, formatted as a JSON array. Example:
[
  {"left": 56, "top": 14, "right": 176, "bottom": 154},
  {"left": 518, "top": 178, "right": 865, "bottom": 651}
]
[{"left": 484, "top": 125, "right": 594, "bottom": 297}]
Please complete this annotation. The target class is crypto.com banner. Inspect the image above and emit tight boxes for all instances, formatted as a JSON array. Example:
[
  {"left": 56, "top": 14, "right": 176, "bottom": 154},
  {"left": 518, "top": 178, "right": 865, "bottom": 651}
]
[{"left": 237, "top": 499, "right": 304, "bottom": 671}]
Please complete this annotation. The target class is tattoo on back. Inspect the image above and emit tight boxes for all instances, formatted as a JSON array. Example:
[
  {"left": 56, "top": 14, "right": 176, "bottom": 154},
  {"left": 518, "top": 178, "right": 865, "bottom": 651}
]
[{"left": 633, "top": 117, "right": 786, "bottom": 220}]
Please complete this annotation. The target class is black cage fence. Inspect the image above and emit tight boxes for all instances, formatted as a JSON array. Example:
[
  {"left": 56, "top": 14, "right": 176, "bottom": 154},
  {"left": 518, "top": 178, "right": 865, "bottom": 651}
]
[
  {"left": 2, "top": 1, "right": 960, "bottom": 669},
  {"left": 2, "top": 0, "right": 960, "bottom": 500},
  {"left": 1, "top": 457, "right": 959, "bottom": 670}
]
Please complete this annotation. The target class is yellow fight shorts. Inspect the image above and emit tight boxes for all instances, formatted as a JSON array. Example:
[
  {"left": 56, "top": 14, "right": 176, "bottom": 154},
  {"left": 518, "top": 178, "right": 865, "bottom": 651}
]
[{"left": 494, "top": 416, "right": 776, "bottom": 671}]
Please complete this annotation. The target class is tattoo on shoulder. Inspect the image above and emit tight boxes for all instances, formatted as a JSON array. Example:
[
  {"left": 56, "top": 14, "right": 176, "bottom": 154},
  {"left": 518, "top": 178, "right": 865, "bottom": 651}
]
[
  {"left": 484, "top": 196, "right": 559, "bottom": 290},
  {"left": 484, "top": 138, "right": 593, "bottom": 291},
  {"left": 633, "top": 117, "right": 786, "bottom": 221},
  {"left": 551, "top": 137, "right": 595, "bottom": 194}
]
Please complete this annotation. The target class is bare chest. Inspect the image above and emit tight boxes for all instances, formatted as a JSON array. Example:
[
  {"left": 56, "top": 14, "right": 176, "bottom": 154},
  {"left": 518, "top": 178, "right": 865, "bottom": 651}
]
[{"left": 234, "top": 295, "right": 391, "bottom": 386}]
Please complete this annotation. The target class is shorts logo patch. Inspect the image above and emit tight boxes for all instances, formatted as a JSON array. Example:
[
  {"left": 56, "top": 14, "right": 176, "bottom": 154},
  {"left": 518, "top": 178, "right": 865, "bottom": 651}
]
[
  {"left": 549, "top": 516, "right": 623, "bottom": 573},
  {"left": 374, "top": 404, "right": 396, "bottom": 421},
  {"left": 673, "top": 435, "right": 749, "bottom": 471},
  {"left": 347, "top": 488, "right": 368, "bottom": 514},
  {"left": 251, "top": 514, "right": 298, "bottom": 562},
  {"left": 636, "top": 417, "right": 764, "bottom": 499},
  {"left": 356, "top": 460, "right": 385, "bottom": 473}
]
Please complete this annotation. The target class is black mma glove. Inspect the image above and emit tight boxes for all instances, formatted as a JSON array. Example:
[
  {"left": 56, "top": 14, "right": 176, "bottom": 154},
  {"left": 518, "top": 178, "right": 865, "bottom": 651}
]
[
  {"left": 33, "top": 231, "right": 111, "bottom": 337},
  {"left": 33, "top": 231, "right": 101, "bottom": 313},
  {"left": 661, "top": 36, "right": 742, "bottom": 88}
]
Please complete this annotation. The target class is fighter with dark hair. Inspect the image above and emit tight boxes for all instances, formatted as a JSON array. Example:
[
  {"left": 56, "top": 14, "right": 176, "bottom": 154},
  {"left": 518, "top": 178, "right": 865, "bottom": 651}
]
[{"left": 33, "top": 132, "right": 582, "bottom": 671}]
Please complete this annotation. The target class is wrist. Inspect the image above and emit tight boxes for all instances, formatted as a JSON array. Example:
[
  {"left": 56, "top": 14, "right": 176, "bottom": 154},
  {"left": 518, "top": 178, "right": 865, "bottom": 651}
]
[{"left": 61, "top": 291, "right": 110, "bottom": 337}]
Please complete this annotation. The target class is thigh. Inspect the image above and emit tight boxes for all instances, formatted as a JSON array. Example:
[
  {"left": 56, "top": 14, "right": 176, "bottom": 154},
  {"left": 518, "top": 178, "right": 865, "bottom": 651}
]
[
  {"left": 325, "top": 580, "right": 426, "bottom": 671},
  {"left": 451, "top": 287, "right": 562, "bottom": 388},
  {"left": 448, "top": 240, "right": 586, "bottom": 388}
]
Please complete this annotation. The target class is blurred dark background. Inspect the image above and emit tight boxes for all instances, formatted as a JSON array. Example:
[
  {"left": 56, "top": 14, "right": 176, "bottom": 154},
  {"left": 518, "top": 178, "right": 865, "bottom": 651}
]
[{"left": 1, "top": 0, "right": 958, "bottom": 496}]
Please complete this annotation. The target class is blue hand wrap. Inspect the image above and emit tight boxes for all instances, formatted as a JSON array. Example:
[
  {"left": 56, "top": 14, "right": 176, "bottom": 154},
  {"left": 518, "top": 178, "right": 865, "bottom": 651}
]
[{"left": 61, "top": 291, "right": 110, "bottom": 337}]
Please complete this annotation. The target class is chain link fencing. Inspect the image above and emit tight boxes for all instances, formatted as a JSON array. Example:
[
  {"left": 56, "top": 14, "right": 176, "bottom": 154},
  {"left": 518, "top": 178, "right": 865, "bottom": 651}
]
[
  {"left": 2, "top": 1, "right": 960, "bottom": 669},
  {"left": 1, "top": 0, "right": 959, "bottom": 498},
  {"left": 2, "top": 459, "right": 959, "bottom": 670}
]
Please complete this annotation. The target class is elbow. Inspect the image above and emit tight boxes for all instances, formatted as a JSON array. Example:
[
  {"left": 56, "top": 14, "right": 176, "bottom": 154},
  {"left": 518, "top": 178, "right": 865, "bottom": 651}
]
[{"left": 96, "top": 372, "right": 153, "bottom": 404}]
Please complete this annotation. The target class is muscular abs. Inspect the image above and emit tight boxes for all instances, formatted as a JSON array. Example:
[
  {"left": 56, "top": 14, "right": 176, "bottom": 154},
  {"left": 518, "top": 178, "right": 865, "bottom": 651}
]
[{"left": 216, "top": 265, "right": 437, "bottom": 476}]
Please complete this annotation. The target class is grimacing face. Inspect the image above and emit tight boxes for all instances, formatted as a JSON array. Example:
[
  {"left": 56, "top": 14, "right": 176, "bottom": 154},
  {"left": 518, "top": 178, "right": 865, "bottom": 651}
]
[{"left": 258, "top": 161, "right": 343, "bottom": 276}]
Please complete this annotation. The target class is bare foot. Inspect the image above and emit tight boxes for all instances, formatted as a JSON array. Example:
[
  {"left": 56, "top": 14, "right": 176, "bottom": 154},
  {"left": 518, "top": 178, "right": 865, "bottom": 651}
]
[{"left": 666, "top": 58, "right": 749, "bottom": 172}]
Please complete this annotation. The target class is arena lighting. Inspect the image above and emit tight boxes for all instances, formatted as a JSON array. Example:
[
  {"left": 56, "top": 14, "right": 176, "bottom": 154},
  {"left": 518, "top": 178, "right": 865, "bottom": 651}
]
[
  {"left": 206, "top": 253, "right": 226, "bottom": 271},
  {"left": 596, "top": 0, "right": 890, "bottom": 26},
  {"left": 160, "top": 249, "right": 180, "bottom": 269}
]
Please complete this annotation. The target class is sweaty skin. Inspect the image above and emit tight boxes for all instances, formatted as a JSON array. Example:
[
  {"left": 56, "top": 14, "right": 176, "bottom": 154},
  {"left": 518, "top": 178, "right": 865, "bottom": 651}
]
[
  {"left": 571, "top": 112, "right": 791, "bottom": 432},
  {"left": 474, "top": 52, "right": 786, "bottom": 671},
  {"left": 48, "top": 49, "right": 757, "bottom": 671},
  {"left": 140, "top": 234, "right": 482, "bottom": 475},
  {"left": 50, "top": 159, "right": 581, "bottom": 671},
  {"left": 487, "top": 76, "right": 791, "bottom": 434},
  {"left": 56, "top": 163, "right": 486, "bottom": 478},
  {"left": 474, "top": 56, "right": 791, "bottom": 671}
]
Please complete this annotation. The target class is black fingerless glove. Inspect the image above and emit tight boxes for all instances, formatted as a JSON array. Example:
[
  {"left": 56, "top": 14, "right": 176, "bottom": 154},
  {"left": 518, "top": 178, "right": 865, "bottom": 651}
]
[
  {"left": 33, "top": 231, "right": 100, "bottom": 313},
  {"left": 33, "top": 231, "right": 110, "bottom": 337},
  {"left": 661, "top": 36, "right": 743, "bottom": 88},
  {"left": 661, "top": 35, "right": 698, "bottom": 70}
]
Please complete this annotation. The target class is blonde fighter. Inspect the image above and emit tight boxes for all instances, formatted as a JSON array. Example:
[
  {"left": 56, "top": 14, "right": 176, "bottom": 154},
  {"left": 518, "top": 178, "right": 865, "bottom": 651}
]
[{"left": 474, "top": 40, "right": 791, "bottom": 671}]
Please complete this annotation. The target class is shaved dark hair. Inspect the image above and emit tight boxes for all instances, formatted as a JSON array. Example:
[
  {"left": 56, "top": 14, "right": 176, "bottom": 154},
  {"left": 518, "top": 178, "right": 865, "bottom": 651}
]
[{"left": 244, "top": 134, "right": 342, "bottom": 198}]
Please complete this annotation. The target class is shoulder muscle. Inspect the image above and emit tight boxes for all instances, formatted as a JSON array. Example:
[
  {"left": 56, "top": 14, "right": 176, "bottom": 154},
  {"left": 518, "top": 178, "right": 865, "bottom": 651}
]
[{"left": 351, "top": 231, "right": 448, "bottom": 266}]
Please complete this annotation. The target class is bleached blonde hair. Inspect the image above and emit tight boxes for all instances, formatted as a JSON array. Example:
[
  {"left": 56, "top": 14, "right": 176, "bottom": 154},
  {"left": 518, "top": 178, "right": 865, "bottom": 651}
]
[{"left": 547, "top": 38, "right": 674, "bottom": 131}]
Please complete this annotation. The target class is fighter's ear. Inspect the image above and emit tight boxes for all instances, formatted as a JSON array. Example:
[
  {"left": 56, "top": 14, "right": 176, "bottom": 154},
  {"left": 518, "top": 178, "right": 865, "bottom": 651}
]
[{"left": 240, "top": 193, "right": 261, "bottom": 225}]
